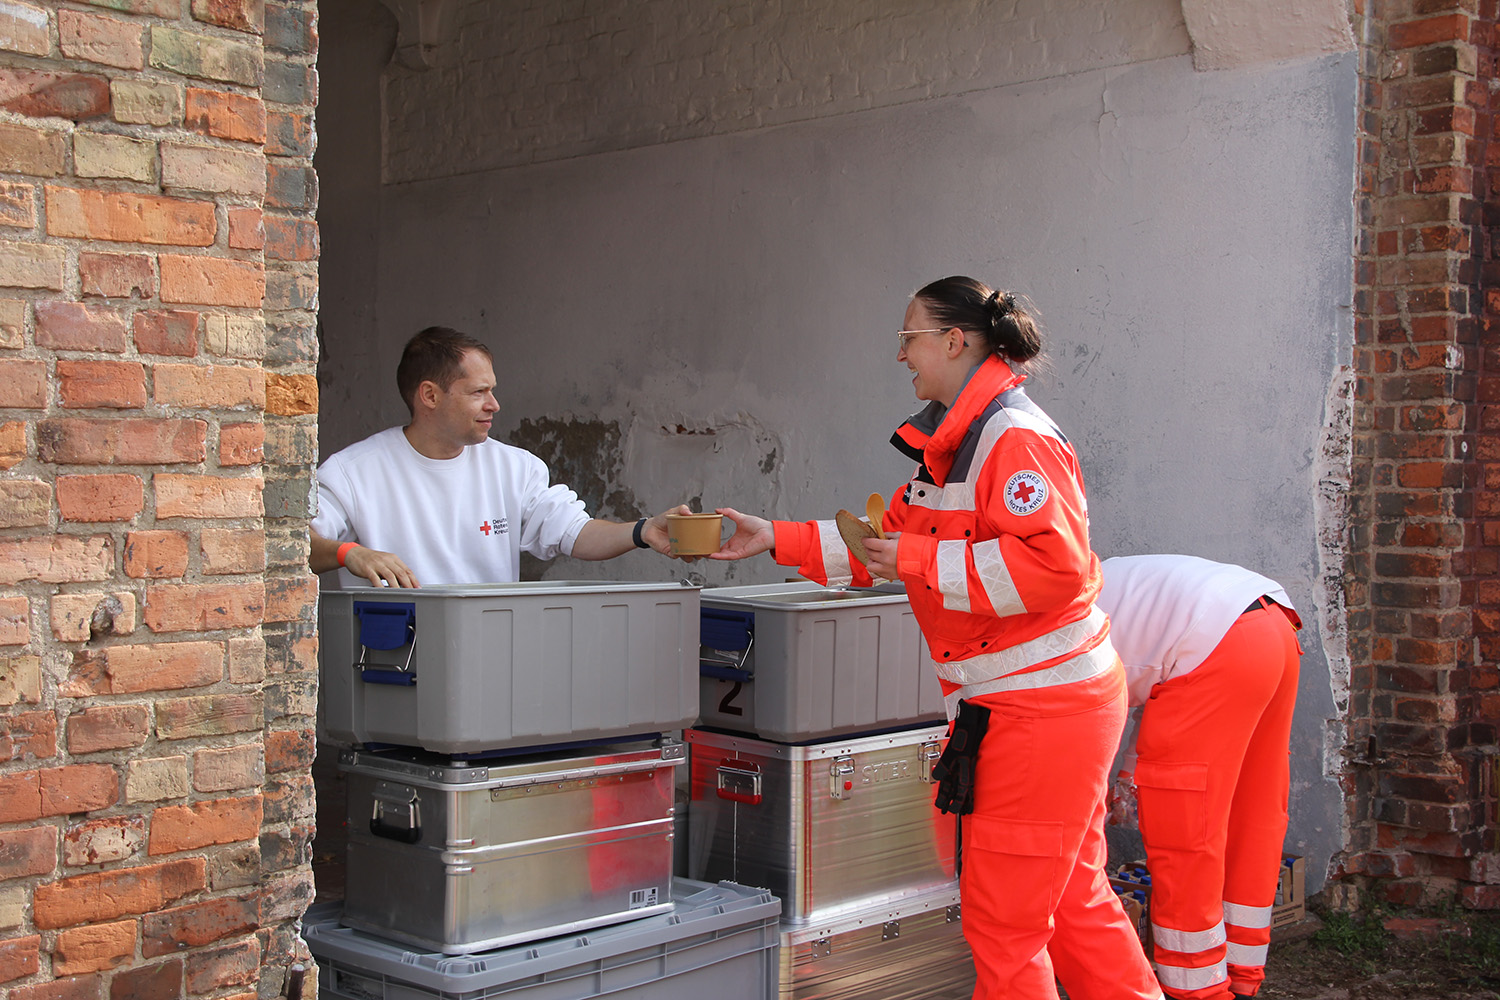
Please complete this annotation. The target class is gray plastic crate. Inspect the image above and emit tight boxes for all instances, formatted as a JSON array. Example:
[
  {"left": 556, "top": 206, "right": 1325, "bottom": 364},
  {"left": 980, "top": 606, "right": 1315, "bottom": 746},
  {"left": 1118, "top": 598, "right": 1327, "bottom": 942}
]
[
  {"left": 698, "top": 582, "right": 945, "bottom": 742},
  {"left": 319, "top": 581, "right": 700, "bottom": 753},
  {"left": 303, "top": 878, "right": 781, "bottom": 1000}
]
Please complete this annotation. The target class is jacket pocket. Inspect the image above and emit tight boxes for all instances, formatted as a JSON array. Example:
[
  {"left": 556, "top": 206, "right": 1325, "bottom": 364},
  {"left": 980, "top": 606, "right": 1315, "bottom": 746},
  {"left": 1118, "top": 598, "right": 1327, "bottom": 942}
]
[
  {"left": 1133, "top": 759, "right": 1210, "bottom": 852},
  {"left": 964, "top": 816, "right": 1067, "bottom": 930}
]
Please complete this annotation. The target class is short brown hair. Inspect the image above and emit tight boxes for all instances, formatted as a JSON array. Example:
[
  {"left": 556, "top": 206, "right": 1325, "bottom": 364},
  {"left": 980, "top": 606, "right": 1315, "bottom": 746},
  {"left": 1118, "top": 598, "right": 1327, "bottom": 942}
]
[{"left": 396, "top": 326, "right": 493, "bottom": 414}]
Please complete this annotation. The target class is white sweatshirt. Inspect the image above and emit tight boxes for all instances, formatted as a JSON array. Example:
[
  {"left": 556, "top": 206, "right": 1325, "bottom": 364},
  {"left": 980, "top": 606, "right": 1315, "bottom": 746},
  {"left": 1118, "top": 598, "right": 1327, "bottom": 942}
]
[
  {"left": 311, "top": 427, "right": 591, "bottom": 587},
  {"left": 1096, "top": 554, "right": 1294, "bottom": 708}
]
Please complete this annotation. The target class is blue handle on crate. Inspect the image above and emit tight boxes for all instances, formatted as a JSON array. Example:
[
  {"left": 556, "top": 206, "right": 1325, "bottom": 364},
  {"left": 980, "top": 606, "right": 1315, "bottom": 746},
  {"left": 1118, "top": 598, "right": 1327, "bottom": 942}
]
[
  {"left": 700, "top": 608, "right": 754, "bottom": 650},
  {"left": 353, "top": 602, "right": 415, "bottom": 650},
  {"left": 361, "top": 669, "right": 416, "bottom": 686},
  {"left": 700, "top": 663, "right": 753, "bottom": 683}
]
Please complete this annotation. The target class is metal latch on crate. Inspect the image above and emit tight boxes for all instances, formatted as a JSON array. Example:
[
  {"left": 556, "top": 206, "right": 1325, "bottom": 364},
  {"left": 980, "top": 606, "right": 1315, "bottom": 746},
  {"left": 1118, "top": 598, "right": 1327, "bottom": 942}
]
[
  {"left": 352, "top": 601, "right": 418, "bottom": 685},
  {"left": 830, "top": 756, "right": 856, "bottom": 799},
  {"left": 918, "top": 741, "right": 942, "bottom": 783},
  {"left": 369, "top": 781, "right": 421, "bottom": 844}
]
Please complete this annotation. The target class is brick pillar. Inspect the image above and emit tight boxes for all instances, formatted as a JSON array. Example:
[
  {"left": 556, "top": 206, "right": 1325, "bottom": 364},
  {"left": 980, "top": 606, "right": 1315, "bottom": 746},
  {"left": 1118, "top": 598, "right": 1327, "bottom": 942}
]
[
  {"left": 1345, "top": 0, "right": 1500, "bottom": 908},
  {"left": 0, "top": 0, "right": 318, "bottom": 996},
  {"left": 259, "top": 0, "right": 322, "bottom": 973}
]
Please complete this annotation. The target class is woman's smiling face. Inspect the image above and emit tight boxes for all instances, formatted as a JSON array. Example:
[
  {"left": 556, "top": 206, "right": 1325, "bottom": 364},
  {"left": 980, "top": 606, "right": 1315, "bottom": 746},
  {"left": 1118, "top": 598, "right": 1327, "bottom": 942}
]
[{"left": 899, "top": 298, "right": 961, "bottom": 405}]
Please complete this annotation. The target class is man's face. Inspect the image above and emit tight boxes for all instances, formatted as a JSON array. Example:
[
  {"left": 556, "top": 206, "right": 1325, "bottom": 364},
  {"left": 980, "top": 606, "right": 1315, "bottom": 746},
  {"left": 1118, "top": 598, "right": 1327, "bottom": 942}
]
[{"left": 423, "top": 349, "right": 499, "bottom": 449}]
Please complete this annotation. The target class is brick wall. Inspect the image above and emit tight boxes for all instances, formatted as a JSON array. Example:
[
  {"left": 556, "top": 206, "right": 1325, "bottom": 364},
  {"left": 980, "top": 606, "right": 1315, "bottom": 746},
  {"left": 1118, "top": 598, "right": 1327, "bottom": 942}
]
[
  {"left": 379, "top": 0, "right": 1192, "bottom": 183},
  {"left": 1344, "top": 0, "right": 1499, "bottom": 908},
  {"left": 0, "top": 0, "right": 319, "bottom": 996}
]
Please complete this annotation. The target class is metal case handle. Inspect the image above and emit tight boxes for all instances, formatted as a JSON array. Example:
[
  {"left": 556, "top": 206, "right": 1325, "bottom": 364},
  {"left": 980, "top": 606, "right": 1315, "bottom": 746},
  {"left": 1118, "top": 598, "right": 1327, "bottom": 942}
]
[
  {"left": 716, "top": 758, "right": 762, "bottom": 804},
  {"left": 369, "top": 783, "right": 421, "bottom": 844}
]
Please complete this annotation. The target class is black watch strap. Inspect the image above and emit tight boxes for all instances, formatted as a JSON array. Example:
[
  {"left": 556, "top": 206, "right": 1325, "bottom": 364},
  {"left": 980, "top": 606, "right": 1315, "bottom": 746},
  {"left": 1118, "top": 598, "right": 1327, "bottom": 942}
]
[{"left": 632, "top": 517, "right": 650, "bottom": 548}]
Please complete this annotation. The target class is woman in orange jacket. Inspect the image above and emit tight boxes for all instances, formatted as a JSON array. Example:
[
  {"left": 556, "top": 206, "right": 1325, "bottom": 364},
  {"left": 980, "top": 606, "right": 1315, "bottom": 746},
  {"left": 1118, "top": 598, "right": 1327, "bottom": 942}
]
[{"left": 713, "top": 276, "right": 1161, "bottom": 1000}]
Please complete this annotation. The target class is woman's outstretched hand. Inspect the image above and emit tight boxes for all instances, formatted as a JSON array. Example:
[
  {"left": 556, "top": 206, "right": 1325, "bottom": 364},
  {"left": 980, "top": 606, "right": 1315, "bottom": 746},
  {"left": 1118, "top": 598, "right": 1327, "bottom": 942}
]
[{"left": 710, "top": 507, "right": 775, "bottom": 560}]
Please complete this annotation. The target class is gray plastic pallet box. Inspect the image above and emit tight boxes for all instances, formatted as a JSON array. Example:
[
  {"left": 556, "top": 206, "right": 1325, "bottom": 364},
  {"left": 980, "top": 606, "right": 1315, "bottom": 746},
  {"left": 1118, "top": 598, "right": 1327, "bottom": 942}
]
[
  {"left": 698, "top": 582, "right": 945, "bottom": 742},
  {"left": 319, "top": 581, "right": 700, "bottom": 753},
  {"left": 302, "top": 879, "right": 781, "bottom": 1000}
]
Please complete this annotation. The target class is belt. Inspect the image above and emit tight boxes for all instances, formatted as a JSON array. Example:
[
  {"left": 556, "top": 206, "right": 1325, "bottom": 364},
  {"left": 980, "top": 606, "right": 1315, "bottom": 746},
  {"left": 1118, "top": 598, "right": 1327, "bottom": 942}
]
[{"left": 1243, "top": 595, "right": 1273, "bottom": 615}]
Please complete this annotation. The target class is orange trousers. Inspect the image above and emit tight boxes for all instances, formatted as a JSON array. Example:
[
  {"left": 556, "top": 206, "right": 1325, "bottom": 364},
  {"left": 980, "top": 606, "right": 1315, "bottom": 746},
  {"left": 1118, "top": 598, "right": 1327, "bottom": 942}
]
[
  {"left": 961, "top": 662, "right": 1161, "bottom": 1000},
  {"left": 1132, "top": 603, "right": 1301, "bottom": 1000}
]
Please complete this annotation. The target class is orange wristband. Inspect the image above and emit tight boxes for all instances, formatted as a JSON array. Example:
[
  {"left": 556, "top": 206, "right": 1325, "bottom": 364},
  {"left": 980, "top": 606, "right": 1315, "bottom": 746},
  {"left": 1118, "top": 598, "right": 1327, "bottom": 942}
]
[{"left": 336, "top": 542, "right": 359, "bottom": 567}]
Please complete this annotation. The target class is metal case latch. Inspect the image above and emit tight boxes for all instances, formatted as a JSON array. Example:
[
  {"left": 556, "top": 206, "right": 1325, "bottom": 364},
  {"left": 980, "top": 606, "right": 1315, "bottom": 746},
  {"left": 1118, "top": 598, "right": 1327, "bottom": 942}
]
[
  {"left": 882, "top": 920, "right": 901, "bottom": 941},
  {"left": 919, "top": 741, "right": 942, "bottom": 783},
  {"left": 830, "top": 756, "right": 856, "bottom": 799}
]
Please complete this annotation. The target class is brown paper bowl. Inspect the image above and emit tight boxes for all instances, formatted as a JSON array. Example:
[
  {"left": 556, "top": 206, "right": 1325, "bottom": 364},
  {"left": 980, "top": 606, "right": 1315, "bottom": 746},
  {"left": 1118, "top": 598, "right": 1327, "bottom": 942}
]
[{"left": 665, "top": 513, "right": 725, "bottom": 556}]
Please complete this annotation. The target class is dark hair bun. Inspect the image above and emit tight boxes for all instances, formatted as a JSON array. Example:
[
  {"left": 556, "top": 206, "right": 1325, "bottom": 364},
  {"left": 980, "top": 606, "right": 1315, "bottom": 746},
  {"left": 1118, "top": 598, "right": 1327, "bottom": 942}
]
[{"left": 914, "top": 276, "right": 1043, "bottom": 363}]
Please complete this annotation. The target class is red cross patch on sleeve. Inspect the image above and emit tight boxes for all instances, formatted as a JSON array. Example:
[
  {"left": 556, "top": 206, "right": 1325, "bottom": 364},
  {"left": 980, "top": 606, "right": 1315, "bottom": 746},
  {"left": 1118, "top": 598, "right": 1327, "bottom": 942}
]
[{"left": 1004, "top": 470, "right": 1048, "bottom": 516}]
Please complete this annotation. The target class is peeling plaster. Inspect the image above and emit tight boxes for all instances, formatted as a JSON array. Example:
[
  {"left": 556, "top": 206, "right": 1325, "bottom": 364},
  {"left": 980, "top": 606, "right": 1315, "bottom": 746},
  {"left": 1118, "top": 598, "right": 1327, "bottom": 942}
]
[
  {"left": 1314, "top": 365, "right": 1354, "bottom": 780},
  {"left": 509, "top": 415, "right": 641, "bottom": 520},
  {"left": 507, "top": 406, "right": 787, "bottom": 585}
]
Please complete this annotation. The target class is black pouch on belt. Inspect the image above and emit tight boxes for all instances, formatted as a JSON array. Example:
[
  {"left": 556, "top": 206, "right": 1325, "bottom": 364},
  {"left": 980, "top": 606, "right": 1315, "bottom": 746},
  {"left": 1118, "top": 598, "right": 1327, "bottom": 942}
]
[{"left": 932, "top": 698, "right": 991, "bottom": 816}]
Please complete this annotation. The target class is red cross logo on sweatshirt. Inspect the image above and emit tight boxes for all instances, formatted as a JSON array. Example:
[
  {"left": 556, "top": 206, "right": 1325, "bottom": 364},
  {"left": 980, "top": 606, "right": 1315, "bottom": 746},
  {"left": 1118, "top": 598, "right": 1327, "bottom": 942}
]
[{"left": 480, "top": 521, "right": 491, "bottom": 535}]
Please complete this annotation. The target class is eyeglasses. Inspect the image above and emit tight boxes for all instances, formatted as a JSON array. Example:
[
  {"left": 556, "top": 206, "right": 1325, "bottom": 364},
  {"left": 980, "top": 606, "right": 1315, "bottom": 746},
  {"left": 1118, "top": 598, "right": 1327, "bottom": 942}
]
[{"left": 896, "top": 328, "right": 947, "bottom": 351}]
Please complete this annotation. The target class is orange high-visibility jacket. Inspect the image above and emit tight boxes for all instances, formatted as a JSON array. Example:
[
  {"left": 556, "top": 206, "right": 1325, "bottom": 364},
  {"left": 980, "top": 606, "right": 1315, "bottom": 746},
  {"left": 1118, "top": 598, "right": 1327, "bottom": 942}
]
[{"left": 773, "top": 356, "right": 1108, "bottom": 690}]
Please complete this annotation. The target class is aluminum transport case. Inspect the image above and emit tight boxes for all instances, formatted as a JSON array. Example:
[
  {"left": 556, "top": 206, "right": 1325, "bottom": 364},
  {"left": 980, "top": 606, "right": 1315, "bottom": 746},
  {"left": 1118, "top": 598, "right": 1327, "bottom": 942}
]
[
  {"left": 684, "top": 724, "right": 955, "bottom": 923},
  {"left": 302, "top": 879, "right": 782, "bottom": 1000},
  {"left": 319, "top": 581, "right": 699, "bottom": 753},
  {"left": 779, "top": 882, "right": 975, "bottom": 1000},
  {"left": 340, "top": 739, "right": 683, "bottom": 953},
  {"left": 698, "top": 582, "right": 945, "bottom": 742}
]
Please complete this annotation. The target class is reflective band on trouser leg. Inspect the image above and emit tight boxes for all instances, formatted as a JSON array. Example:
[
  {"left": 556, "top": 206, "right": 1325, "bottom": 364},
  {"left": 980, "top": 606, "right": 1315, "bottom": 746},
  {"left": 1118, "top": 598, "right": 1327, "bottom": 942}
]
[
  {"left": 1150, "top": 921, "right": 1226, "bottom": 954},
  {"left": 1224, "top": 899, "right": 1273, "bottom": 996},
  {"left": 1225, "top": 941, "right": 1269, "bottom": 966},
  {"left": 1153, "top": 959, "right": 1229, "bottom": 994},
  {"left": 1222, "top": 901, "right": 1272, "bottom": 928},
  {"left": 1150, "top": 918, "right": 1230, "bottom": 1000}
]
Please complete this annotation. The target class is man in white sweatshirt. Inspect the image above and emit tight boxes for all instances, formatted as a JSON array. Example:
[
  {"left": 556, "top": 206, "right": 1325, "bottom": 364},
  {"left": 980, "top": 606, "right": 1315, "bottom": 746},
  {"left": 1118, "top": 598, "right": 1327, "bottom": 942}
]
[{"left": 309, "top": 326, "right": 685, "bottom": 587}]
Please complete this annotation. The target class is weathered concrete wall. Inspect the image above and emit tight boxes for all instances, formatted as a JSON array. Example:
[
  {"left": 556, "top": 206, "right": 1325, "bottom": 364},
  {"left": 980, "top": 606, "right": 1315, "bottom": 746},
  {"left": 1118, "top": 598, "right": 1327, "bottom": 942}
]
[
  {"left": 316, "top": 0, "right": 1356, "bottom": 887},
  {"left": 379, "top": 0, "right": 1192, "bottom": 182}
]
